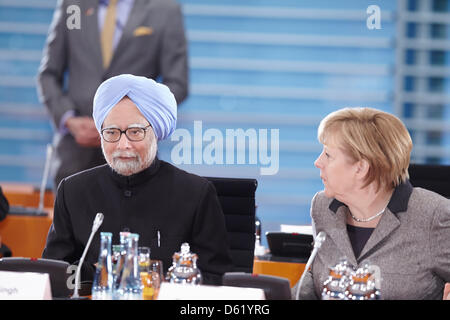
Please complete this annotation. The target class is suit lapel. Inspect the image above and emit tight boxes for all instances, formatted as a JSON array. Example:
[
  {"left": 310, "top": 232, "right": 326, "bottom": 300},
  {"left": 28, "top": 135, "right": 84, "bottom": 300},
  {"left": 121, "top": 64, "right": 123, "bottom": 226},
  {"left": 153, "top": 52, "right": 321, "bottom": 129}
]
[
  {"left": 111, "top": 0, "right": 149, "bottom": 66},
  {"left": 359, "top": 209, "right": 400, "bottom": 261},
  {"left": 327, "top": 206, "right": 358, "bottom": 267},
  {"left": 82, "top": 0, "right": 103, "bottom": 71}
]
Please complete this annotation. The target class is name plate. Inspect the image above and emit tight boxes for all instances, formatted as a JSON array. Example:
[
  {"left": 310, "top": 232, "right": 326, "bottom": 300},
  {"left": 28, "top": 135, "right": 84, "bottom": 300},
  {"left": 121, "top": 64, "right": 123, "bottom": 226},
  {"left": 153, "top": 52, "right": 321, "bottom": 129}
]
[
  {"left": 157, "top": 282, "right": 265, "bottom": 300},
  {"left": 0, "top": 271, "right": 52, "bottom": 300}
]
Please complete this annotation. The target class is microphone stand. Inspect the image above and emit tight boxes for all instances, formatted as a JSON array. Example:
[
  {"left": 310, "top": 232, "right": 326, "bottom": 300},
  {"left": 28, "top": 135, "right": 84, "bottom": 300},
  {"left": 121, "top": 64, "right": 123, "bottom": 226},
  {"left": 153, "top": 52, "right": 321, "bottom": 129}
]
[
  {"left": 295, "top": 231, "right": 326, "bottom": 300},
  {"left": 71, "top": 213, "right": 104, "bottom": 299},
  {"left": 38, "top": 144, "right": 53, "bottom": 214}
]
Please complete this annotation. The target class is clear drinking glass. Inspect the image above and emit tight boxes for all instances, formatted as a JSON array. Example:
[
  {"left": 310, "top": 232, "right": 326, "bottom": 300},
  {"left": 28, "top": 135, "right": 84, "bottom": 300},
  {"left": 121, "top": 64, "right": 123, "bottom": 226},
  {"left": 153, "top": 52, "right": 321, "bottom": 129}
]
[
  {"left": 138, "top": 247, "right": 154, "bottom": 300},
  {"left": 116, "top": 233, "right": 142, "bottom": 300},
  {"left": 91, "top": 232, "right": 113, "bottom": 300},
  {"left": 149, "top": 260, "right": 164, "bottom": 299},
  {"left": 112, "top": 244, "right": 124, "bottom": 281},
  {"left": 138, "top": 246, "right": 151, "bottom": 272}
]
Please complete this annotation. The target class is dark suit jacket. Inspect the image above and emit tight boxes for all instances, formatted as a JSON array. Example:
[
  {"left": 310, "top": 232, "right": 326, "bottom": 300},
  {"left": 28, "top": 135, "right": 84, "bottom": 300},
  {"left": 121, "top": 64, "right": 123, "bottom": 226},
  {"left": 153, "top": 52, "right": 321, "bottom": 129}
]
[
  {"left": 0, "top": 186, "right": 8, "bottom": 221},
  {"left": 37, "top": 0, "right": 188, "bottom": 186},
  {"left": 297, "top": 181, "right": 450, "bottom": 300},
  {"left": 0, "top": 186, "right": 11, "bottom": 257},
  {"left": 42, "top": 158, "right": 233, "bottom": 285}
]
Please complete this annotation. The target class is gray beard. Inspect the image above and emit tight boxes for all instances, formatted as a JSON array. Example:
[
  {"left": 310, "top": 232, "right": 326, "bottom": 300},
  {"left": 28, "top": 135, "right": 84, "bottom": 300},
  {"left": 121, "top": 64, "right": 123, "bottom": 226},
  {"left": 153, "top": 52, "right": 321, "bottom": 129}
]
[{"left": 102, "top": 138, "right": 158, "bottom": 176}]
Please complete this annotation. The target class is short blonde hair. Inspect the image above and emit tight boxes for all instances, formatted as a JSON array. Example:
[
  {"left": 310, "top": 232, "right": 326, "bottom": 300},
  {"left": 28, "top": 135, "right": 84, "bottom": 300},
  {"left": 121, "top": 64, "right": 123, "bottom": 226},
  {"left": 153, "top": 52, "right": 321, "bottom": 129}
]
[{"left": 318, "top": 107, "right": 413, "bottom": 191}]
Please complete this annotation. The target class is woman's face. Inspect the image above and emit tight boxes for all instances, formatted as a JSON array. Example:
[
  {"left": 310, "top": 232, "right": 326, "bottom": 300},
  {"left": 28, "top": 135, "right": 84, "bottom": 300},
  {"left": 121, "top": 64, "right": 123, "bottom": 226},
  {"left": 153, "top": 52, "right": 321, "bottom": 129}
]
[{"left": 314, "top": 139, "right": 361, "bottom": 200}]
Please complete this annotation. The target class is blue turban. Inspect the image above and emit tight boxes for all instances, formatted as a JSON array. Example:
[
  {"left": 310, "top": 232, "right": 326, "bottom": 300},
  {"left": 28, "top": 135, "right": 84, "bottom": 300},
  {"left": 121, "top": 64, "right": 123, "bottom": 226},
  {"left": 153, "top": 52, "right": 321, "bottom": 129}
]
[{"left": 93, "top": 74, "right": 177, "bottom": 141}]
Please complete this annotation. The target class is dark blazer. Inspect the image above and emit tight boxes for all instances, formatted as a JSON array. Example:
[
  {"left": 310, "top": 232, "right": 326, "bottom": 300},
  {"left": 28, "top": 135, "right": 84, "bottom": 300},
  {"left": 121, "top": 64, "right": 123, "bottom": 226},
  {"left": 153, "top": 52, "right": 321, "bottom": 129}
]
[
  {"left": 37, "top": 0, "right": 188, "bottom": 186},
  {"left": 297, "top": 181, "right": 450, "bottom": 300},
  {"left": 0, "top": 186, "right": 11, "bottom": 257},
  {"left": 42, "top": 158, "right": 233, "bottom": 285},
  {"left": 0, "top": 186, "right": 9, "bottom": 221}
]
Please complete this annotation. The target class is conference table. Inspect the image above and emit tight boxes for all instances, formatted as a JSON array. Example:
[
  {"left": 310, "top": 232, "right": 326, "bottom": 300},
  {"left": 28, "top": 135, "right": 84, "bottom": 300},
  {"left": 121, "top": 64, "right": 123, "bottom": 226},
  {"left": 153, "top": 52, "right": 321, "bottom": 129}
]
[{"left": 0, "top": 183, "right": 305, "bottom": 288}]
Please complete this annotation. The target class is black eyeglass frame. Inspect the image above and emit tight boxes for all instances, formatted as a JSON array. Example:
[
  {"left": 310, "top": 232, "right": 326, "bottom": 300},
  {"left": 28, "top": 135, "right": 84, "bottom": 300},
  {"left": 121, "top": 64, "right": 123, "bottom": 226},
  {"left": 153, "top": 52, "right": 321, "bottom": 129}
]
[{"left": 100, "top": 125, "right": 152, "bottom": 142}]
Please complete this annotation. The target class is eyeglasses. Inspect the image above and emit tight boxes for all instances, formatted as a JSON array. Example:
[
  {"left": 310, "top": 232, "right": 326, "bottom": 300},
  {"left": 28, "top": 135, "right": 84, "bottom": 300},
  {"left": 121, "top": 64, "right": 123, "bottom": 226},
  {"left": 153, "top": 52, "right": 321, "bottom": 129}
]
[{"left": 101, "top": 125, "right": 151, "bottom": 143}]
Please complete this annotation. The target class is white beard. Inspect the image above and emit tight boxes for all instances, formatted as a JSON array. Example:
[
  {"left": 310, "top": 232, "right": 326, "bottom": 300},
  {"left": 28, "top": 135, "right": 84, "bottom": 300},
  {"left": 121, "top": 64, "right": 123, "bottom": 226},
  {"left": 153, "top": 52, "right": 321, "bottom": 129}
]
[{"left": 102, "top": 137, "right": 158, "bottom": 176}]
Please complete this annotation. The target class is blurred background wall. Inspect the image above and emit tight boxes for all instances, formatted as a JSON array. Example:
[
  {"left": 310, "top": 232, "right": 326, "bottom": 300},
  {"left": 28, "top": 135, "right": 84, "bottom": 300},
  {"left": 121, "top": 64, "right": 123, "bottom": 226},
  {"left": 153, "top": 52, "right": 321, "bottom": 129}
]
[{"left": 1, "top": 0, "right": 449, "bottom": 244}]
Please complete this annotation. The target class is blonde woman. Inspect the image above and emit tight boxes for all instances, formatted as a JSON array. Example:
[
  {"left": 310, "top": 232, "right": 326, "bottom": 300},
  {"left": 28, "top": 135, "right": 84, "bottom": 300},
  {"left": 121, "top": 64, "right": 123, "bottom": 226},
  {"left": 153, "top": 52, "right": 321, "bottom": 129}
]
[{"left": 296, "top": 107, "right": 450, "bottom": 300}]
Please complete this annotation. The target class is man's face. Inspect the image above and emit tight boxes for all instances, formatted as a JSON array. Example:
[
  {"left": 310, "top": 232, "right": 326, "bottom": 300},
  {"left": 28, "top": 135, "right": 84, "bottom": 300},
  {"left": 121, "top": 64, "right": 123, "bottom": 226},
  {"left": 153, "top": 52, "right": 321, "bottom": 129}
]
[{"left": 101, "top": 97, "right": 157, "bottom": 176}]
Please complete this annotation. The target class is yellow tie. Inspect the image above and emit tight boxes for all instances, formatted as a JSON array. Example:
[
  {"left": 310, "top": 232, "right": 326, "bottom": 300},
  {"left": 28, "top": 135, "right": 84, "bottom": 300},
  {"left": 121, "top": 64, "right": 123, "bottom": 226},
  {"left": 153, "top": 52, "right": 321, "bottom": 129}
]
[{"left": 101, "top": 0, "right": 118, "bottom": 69}]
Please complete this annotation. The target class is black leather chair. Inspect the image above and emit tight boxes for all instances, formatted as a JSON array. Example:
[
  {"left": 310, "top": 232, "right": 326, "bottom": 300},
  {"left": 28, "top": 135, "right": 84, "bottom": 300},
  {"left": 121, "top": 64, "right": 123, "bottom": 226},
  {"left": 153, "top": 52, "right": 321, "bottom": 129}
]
[
  {"left": 0, "top": 243, "right": 12, "bottom": 258},
  {"left": 205, "top": 177, "right": 257, "bottom": 273},
  {"left": 222, "top": 272, "right": 292, "bottom": 300},
  {"left": 408, "top": 163, "right": 450, "bottom": 198},
  {"left": 0, "top": 257, "right": 72, "bottom": 298}
]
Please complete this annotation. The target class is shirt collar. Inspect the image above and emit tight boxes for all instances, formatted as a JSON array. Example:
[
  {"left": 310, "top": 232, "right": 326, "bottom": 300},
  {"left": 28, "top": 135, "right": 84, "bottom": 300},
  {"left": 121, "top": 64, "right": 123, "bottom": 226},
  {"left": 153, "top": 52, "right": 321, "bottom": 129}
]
[
  {"left": 108, "top": 156, "right": 161, "bottom": 187},
  {"left": 329, "top": 179, "right": 413, "bottom": 215}
]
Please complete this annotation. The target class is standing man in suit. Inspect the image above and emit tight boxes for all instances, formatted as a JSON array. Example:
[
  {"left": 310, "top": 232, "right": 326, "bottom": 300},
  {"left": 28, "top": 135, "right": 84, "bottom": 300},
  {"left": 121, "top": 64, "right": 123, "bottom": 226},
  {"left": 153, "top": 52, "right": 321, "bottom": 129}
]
[{"left": 37, "top": 0, "right": 188, "bottom": 188}]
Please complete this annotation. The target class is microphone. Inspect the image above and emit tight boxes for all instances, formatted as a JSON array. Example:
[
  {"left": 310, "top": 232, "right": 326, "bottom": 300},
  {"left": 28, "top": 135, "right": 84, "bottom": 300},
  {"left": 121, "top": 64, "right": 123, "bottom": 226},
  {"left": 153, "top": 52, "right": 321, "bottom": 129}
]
[
  {"left": 72, "top": 213, "right": 104, "bottom": 299},
  {"left": 295, "top": 231, "right": 326, "bottom": 300},
  {"left": 38, "top": 144, "right": 53, "bottom": 213}
]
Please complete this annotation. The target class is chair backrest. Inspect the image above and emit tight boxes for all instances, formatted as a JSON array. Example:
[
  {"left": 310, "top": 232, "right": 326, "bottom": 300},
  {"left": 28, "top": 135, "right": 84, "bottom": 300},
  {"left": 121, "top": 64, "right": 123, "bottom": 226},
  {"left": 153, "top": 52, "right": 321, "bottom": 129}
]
[
  {"left": 408, "top": 164, "right": 450, "bottom": 198},
  {"left": 222, "top": 272, "right": 292, "bottom": 300},
  {"left": 0, "top": 243, "right": 12, "bottom": 258},
  {"left": 205, "top": 177, "right": 257, "bottom": 273},
  {"left": 0, "top": 257, "right": 72, "bottom": 298}
]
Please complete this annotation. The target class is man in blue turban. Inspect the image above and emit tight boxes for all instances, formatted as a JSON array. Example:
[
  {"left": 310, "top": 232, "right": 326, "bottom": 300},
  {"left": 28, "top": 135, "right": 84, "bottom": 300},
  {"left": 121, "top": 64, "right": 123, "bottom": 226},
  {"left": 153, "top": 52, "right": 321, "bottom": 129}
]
[
  {"left": 93, "top": 74, "right": 176, "bottom": 177},
  {"left": 93, "top": 74, "right": 177, "bottom": 141},
  {"left": 43, "top": 75, "right": 233, "bottom": 291}
]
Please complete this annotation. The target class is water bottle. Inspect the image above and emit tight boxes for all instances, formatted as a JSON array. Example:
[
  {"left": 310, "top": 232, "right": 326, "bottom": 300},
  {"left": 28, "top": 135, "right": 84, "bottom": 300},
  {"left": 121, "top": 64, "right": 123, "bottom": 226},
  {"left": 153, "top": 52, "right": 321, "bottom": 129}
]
[
  {"left": 91, "top": 232, "right": 114, "bottom": 300},
  {"left": 113, "top": 231, "right": 129, "bottom": 292},
  {"left": 254, "top": 216, "right": 266, "bottom": 257},
  {"left": 116, "top": 233, "right": 143, "bottom": 300},
  {"left": 111, "top": 244, "right": 124, "bottom": 291}
]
